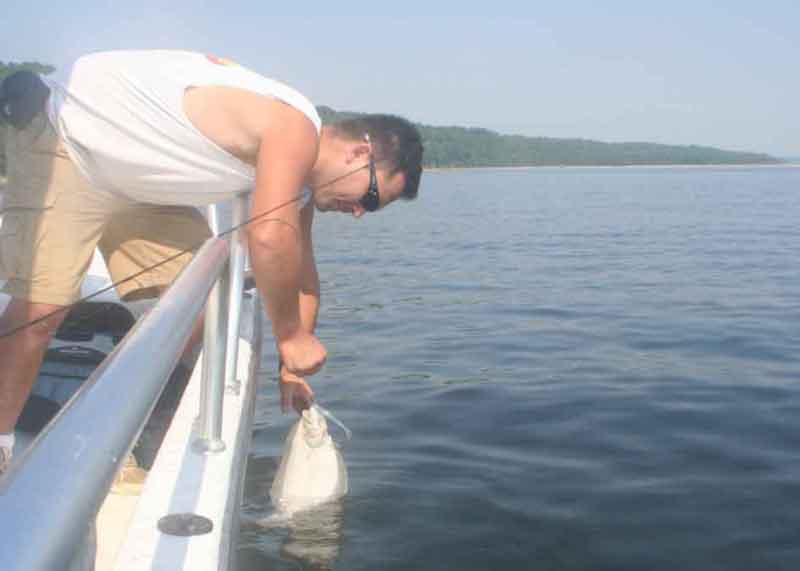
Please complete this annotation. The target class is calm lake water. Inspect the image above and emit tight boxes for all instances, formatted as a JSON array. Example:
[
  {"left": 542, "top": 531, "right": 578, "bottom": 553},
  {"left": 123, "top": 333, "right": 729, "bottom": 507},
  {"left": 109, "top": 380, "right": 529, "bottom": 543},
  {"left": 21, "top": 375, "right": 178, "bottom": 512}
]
[{"left": 237, "top": 166, "right": 800, "bottom": 571}]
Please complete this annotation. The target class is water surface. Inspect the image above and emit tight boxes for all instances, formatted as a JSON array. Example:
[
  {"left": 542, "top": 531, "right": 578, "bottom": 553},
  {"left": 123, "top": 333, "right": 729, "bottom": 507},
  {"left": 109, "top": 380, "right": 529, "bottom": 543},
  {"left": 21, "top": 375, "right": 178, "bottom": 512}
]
[{"left": 238, "top": 166, "right": 800, "bottom": 570}]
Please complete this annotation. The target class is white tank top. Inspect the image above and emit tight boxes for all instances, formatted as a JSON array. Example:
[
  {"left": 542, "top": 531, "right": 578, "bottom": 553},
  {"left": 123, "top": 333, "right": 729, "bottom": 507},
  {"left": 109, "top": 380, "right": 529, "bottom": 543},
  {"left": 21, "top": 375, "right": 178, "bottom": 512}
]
[{"left": 43, "top": 50, "right": 320, "bottom": 206}]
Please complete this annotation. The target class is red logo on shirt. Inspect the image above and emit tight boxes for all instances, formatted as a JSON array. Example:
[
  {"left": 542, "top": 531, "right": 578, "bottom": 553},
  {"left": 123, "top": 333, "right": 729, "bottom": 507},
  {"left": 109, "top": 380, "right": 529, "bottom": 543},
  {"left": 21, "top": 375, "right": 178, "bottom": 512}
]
[{"left": 206, "top": 55, "right": 238, "bottom": 67}]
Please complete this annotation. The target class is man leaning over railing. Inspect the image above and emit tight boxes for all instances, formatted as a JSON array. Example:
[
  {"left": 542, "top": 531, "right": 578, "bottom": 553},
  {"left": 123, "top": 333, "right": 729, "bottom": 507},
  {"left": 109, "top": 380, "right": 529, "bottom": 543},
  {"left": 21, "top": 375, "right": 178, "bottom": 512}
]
[{"left": 0, "top": 50, "right": 423, "bottom": 474}]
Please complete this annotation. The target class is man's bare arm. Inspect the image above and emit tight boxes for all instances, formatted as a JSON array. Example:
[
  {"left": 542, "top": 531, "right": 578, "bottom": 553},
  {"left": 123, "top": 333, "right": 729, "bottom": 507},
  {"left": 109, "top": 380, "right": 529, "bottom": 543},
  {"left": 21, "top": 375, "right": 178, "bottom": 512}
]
[
  {"left": 278, "top": 201, "right": 320, "bottom": 413},
  {"left": 246, "top": 107, "right": 325, "bottom": 375},
  {"left": 298, "top": 201, "right": 320, "bottom": 333}
]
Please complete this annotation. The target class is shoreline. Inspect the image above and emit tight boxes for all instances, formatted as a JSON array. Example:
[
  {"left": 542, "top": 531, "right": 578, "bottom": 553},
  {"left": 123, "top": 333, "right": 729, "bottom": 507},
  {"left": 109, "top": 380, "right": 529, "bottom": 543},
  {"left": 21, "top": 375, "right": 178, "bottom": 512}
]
[
  {"left": 425, "top": 163, "right": 800, "bottom": 173},
  {"left": 3, "top": 163, "right": 798, "bottom": 191}
]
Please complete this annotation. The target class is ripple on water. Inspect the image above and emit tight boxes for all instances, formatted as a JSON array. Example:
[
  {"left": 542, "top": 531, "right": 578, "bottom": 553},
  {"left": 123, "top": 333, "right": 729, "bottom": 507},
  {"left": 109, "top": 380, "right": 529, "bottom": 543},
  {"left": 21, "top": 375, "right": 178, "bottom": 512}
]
[{"left": 240, "top": 168, "right": 800, "bottom": 570}]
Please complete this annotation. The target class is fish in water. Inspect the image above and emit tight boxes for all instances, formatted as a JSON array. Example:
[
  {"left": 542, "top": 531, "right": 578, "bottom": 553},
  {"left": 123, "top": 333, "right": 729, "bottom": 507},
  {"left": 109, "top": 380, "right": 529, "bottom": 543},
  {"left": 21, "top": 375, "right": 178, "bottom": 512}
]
[{"left": 270, "top": 405, "right": 348, "bottom": 514}]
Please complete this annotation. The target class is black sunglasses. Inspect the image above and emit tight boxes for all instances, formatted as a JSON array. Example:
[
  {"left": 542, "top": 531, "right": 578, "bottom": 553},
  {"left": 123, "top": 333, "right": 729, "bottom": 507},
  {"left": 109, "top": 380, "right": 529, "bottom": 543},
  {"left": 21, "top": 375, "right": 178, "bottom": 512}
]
[{"left": 359, "top": 135, "right": 380, "bottom": 212}]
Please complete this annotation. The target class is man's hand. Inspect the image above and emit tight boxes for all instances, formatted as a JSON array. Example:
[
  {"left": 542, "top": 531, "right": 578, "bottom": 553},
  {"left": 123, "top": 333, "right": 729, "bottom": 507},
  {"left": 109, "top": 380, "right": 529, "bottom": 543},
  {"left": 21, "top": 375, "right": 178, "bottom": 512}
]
[
  {"left": 279, "top": 365, "right": 314, "bottom": 414},
  {"left": 277, "top": 330, "right": 327, "bottom": 376}
]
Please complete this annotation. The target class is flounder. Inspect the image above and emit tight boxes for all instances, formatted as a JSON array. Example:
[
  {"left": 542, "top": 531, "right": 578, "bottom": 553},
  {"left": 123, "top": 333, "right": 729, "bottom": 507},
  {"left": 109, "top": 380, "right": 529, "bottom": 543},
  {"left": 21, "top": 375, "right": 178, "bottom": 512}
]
[{"left": 270, "top": 405, "right": 348, "bottom": 514}]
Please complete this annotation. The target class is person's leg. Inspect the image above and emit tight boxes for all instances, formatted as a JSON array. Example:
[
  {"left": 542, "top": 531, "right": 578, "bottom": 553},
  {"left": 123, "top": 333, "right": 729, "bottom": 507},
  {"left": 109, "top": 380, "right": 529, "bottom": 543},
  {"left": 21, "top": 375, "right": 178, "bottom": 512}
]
[
  {"left": 0, "top": 110, "right": 112, "bottom": 442},
  {"left": 0, "top": 300, "right": 68, "bottom": 432},
  {"left": 100, "top": 203, "right": 212, "bottom": 360}
]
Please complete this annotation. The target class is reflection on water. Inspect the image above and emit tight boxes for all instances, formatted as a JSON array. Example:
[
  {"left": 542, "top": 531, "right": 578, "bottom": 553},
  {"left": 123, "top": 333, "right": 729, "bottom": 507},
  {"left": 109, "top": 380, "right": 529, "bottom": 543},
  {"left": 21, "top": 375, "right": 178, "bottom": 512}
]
[
  {"left": 239, "top": 453, "right": 346, "bottom": 571},
  {"left": 269, "top": 502, "right": 346, "bottom": 571}
]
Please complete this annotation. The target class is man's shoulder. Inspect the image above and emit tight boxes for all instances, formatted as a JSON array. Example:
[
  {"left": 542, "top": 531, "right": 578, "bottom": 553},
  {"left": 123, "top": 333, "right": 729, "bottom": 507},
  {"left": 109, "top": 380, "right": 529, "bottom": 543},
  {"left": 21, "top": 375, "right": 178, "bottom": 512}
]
[
  {"left": 186, "top": 86, "right": 319, "bottom": 165},
  {"left": 200, "top": 86, "right": 319, "bottom": 135}
]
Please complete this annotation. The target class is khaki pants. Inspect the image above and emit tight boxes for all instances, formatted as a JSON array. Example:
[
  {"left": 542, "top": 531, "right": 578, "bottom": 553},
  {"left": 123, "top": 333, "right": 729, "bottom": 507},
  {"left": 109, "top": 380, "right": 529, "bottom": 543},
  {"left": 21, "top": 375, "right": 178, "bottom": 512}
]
[{"left": 0, "top": 113, "right": 210, "bottom": 305}]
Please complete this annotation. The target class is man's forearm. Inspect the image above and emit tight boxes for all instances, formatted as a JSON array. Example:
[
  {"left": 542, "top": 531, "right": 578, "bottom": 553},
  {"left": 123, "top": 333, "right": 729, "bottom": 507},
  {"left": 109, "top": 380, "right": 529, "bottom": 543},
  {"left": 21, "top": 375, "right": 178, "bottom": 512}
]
[
  {"left": 248, "top": 225, "right": 303, "bottom": 340},
  {"left": 298, "top": 287, "right": 319, "bottom": 333},
  {"left": 297, "top": 201, "right": 319, "bottom": 334},
  {"left": 276, "top": 274, "right": 318, "bottom": 374}
]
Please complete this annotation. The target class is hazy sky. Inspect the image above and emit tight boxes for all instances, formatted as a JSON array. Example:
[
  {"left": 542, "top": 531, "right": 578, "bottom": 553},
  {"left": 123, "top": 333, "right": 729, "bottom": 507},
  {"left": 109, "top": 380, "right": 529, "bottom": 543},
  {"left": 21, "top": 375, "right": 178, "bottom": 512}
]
[{"left": 4, "top": 1, "right": 798, "bottom": 156}]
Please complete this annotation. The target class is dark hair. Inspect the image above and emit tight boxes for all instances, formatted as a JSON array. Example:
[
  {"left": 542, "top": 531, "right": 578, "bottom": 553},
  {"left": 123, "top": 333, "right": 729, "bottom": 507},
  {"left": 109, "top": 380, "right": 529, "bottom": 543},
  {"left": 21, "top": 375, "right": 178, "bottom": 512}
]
[
  {"left": 0, "top": 70, "right": 51, "bottom": 130},
  {"left": 332, "top": 114, "right": 423, "bottom": 200}
]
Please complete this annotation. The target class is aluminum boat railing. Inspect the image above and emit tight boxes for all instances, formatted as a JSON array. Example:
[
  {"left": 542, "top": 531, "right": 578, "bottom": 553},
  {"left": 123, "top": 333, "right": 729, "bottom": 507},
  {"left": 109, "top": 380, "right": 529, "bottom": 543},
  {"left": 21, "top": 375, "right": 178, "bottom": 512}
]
[{"left": 0, "top": 197, "right": 252, "bottom": 571}]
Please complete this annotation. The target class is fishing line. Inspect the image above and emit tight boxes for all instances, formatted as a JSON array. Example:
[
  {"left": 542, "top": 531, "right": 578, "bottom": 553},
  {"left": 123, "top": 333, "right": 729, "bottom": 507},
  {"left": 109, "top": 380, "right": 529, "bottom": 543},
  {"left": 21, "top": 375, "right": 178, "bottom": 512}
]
[
  {"left": 0, "top": 161, "right": 371, "bottom": 340},
  {"left": 313, "top": 403, "right": 352, "bottom": 440}
]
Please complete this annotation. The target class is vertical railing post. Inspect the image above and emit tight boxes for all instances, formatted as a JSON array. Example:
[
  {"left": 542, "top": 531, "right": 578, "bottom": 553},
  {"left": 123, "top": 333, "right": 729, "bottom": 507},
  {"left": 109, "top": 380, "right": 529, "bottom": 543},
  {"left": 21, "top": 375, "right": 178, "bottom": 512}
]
[
  {"left": 224, "top": 193, "right": 249, "bottom": 395},
  {"left": 194, "top": 204, "right": 229, "bottom": 453}
]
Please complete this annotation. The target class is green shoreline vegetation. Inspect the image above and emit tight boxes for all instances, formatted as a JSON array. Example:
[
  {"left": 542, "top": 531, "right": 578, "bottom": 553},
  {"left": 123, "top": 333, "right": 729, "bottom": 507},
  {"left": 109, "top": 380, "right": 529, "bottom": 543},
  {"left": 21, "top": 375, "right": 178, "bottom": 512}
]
[
  {"left": 318, "top": 107, "right": 781, "bottom": 169},
  {"left": 0, "top": 62, "right": 782, "bottom": 176}
]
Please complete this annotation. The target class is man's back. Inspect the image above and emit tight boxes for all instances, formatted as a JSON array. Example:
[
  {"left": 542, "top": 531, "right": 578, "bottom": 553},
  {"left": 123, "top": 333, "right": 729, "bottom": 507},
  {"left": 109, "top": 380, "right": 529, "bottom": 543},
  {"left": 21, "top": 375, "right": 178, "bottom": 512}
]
[{"left": 44, "top": 50, "right": 321, "bottom": 205}]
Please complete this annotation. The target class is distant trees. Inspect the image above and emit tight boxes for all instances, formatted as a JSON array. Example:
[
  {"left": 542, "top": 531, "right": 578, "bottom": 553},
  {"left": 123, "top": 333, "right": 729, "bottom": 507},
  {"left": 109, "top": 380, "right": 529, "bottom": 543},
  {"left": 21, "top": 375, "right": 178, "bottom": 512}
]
[
  {"left": 0, "top": 75, "right": 782, "bottom": 179},
  {"left": 0, "top": 61, "right": 55, "bottom": 81},
  {"left": 319, "top": 106, "right": 781, "bottom": 168}
]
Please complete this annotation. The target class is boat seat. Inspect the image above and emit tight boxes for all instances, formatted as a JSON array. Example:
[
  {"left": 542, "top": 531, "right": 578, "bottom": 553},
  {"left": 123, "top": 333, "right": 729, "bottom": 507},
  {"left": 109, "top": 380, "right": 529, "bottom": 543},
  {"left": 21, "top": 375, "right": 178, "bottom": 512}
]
[
  {"left": 55, "top": 302, "right": 136, "bottom": 344},
  {"left": 16, "top": 345, "right": 108, "bottom": 434}
]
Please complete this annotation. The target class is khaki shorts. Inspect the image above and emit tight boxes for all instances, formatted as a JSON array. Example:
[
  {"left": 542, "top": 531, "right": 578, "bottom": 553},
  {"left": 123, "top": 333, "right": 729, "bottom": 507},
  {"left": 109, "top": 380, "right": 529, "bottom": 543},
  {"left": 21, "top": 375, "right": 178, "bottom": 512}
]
[{"left": 0, "top": 113, "right": 211, "bottom": 306}]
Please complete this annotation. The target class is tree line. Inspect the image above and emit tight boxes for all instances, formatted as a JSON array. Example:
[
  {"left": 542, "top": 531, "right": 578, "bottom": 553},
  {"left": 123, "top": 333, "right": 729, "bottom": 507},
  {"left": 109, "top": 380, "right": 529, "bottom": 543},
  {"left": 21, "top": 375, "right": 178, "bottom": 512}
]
[
  {"left": 1, "top": 62, "right": 781, "bottom": 178},
  {"left": 318, "top": 106, "right": 780, "bottom": 167}
]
